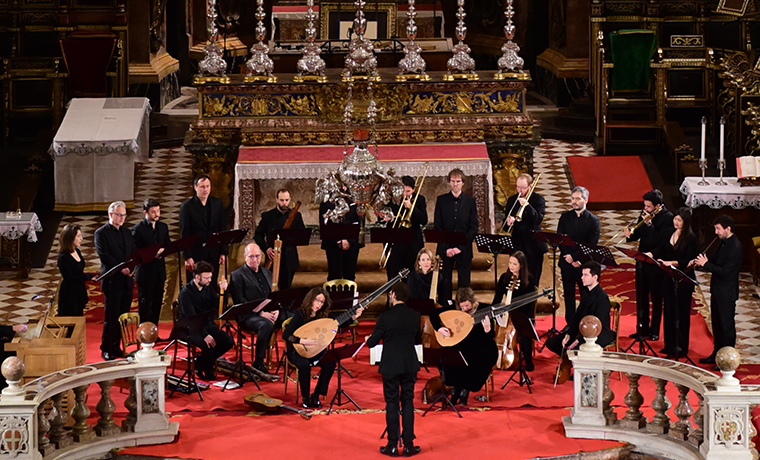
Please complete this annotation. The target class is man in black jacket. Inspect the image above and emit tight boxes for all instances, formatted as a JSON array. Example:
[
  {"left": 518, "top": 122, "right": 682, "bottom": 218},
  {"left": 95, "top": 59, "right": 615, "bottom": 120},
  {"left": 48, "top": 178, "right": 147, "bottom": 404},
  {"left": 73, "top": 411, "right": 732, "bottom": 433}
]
[
  {"left": 254, "top": 189, "right": 304, "bottom": 290},
  {"left": 557, "top": 186, "right": 600, "bottom": 330},
  {"left": 383, "top": 175, "right": 427, "bottom": 281},
  {"left": 179, "top": 175, "right": 227, "bottom": 286},
  {"left": 320, "top": 196, "right": 363, "bottom": 281},
  {"left": 178, "top": 261, "right": 234, "bottom": 380},
  {"left": 366, "top": 282, "right": 422, "bottom": 457},
  {"left": 434, "top": 168, "right": 479, "bottom": 301},
  {"left": 94, "top": 201, "right": 136, "bottom": 361},
  {"left": 503, "top": 173, "right": 548, "bottom": 284},
  {"left": 624, "top": 189, "right": 674, "bottom": 341},
  {"left": 695, "top": 214, "right": 743, "bottom": 365},
  {"left": 131, "top": 198, "right": 171, "bottom": 328}
]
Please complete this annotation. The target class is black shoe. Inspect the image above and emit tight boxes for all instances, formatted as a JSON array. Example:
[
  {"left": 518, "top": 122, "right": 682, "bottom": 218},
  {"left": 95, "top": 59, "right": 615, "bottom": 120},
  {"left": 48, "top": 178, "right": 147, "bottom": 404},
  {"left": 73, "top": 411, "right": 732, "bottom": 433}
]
[
  {"left": 380, "top": 444, "right": 399, "bottom": 457},
  {"left": 101, "top": 351, "right": 115, "bottom": 361},
  {"left": 449, "top": 387, "right": 460, "bottom": 406},
  {"left": 253, "top": 361, "right": 268, "bottom": 374},
  {"left": 403, "top": 445, "right": 420, "bottom": 457},
  {"left": 458, "top": 389, "right": 469, "bottom": 406},
  {"left": 302, "top": 398, "right": 311, "bottom": 409},
  {"left": 628, "top": 332, "right": 647, "bottom": 339},
  {"left": 648, "top": 334, "right": 659, "bottom": 341},
  {"left": 310, "top": 394, "right": 322, "bottom": 408},
  {"left": 699, "top": 355, "right": 716, "bottom": 364},
  {"left": 524, "top": 356, "right": 535, "bottom": 372}
]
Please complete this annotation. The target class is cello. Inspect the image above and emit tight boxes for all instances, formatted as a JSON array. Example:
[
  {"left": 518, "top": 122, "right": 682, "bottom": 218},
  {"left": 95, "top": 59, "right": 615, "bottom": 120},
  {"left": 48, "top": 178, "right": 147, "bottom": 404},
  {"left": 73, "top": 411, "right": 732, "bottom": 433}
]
[{"left": 494, "top": 275, "right": 519, "bottom": 370}]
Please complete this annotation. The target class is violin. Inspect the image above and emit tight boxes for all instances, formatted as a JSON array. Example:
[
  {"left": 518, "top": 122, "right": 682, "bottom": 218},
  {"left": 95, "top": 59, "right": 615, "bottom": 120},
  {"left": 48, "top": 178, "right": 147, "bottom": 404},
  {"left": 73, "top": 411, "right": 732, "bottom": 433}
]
[{"left": 494, "top": 275, "right": 519, "bottom": 370}]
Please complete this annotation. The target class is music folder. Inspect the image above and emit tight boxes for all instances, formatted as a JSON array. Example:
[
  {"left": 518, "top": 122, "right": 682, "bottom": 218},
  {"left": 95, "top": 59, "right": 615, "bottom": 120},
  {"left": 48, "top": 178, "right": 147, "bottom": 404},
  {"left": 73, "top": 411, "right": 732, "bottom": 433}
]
[
  {"left": 219, "top": 299, "right": 266, "bottom": 322},
  {"left": 268, "top": 227, "right": 312, "bottom": 247},
  {"left": 424, "top": 229, "right": 467, "bottom": 247},
  {"left": 533, "top": 230, "right": 575, "bottom": 248},
  {"left": 370, "top": 227, "right": 413, "bottom": 245},
  {"left": 205, "top": 228, "right": 249, "bottom": 249},
  {"left": 94, "top": 242, "right": 163, "bottom": 281},
  {"left": 320, "top": 222, "right": 360, "bottom": 242},
  {"left": 160, "top": 233, "right": 199, "bottom": 258}
]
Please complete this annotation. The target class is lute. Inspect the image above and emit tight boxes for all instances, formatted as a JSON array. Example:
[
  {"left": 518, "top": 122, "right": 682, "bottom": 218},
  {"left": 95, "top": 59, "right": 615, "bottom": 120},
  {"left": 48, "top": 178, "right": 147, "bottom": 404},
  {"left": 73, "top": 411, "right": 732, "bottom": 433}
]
[
  {"left": 244, "top": 392, "right": 311, "bottom": 420},
  {"left": 435, "top": 287, "right": 552, "bottom": 347},
  {"left": 294, "top": 268, "right": 410, "bottom": 358}
]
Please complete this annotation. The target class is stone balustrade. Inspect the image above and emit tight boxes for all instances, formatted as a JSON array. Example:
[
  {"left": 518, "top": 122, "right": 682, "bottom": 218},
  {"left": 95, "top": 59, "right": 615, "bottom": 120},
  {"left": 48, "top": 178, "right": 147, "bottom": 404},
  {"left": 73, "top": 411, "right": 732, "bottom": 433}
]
[{"left": 0, "top": 322, "right": 179, "bottom": 460}]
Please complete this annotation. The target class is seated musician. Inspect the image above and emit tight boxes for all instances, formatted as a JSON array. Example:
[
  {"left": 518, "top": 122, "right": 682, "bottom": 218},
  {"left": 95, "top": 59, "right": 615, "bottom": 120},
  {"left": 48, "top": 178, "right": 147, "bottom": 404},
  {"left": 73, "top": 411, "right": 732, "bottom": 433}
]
[
  {"left": 1, "top": 323, "right": 28, "bottom": 389},
  {"left": 407, "top": 248, "right": 435, "bottom": 300},
  {"left": 282, "top": 287, "right": 364, "bottom": 409},
  {"left": 545, "top": 261, "right": 613, "bottom": 375},
  {"left": 429, "top": 287, "right": 498, "bottom": 406},
  {"left": 178, "top": 261, "right": 235, "bottom": 381},
  {"left": 229, "top": 243, "right": 275, "bottom": 374},
  {"left": 492, "top": 251, "right": 537, "bottom": 371}
]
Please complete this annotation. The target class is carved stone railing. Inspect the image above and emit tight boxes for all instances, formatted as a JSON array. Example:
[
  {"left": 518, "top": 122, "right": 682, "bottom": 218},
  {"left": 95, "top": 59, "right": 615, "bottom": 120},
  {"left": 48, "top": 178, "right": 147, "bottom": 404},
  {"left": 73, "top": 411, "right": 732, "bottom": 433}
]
[
  {"left": 564, "top": 318, "right": 759, "bottom": 460},
  {"left": 0, "top": 323, "right": 178, "bottom": 460}
]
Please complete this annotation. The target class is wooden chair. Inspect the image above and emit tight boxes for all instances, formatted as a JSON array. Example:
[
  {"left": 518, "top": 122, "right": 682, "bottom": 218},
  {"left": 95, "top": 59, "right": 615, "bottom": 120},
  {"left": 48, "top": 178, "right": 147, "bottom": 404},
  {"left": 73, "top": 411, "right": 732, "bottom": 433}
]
[
  {"left": 118, "top": 312, "right": 141, "bottom": 355},
  {"left": 248, "top": 328, "right": 280, "bottom": 371},
  {"left": 281, "top": 318, "right": 300, "bottom": 401},
  {"left": 164, "top": 300, "right": 203, "bottom": 400},
  {"left": 323, "top": 279, "right": 359, "bottom": 343}
]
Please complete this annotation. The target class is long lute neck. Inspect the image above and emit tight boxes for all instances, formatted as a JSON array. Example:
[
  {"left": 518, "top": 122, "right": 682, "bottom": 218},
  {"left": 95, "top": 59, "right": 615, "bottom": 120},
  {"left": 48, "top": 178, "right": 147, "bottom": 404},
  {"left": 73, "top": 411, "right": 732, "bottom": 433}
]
[
  {"left": 333, "top": 271, "right": 407, "bottom": 325},
  {"left": 472, "top": 289, "right": 549, "bottom": 324}
]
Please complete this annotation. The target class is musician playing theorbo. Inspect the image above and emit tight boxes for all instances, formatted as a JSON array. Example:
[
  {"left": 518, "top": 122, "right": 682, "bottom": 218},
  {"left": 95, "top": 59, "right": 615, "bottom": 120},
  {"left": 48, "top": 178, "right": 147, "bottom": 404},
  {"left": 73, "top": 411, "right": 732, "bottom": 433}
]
[
  {"left": 382, "top": 175, "right": 427, "bottom": 281},
  {"left": 503, "top": 173, "right": 548, "bottom": 285},
  {"left": 254, "top": 189, "right": 305, "bottom": 291}
]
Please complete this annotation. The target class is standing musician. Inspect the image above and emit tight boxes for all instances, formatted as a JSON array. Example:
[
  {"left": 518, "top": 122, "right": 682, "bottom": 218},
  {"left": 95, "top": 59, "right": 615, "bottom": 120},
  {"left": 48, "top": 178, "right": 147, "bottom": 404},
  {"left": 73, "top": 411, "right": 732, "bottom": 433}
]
[
  {"left": 556, "top": 186, "right": 600, "bottom": 330},
  {"left": 694, "top": 215, "right": 743, "bottom": 366},
  {"left": 503, "top": 173, "right": 548, "bottom": 285},
  {"left": 624, "top": 189, "right": 673, "bottom": 341},
  {"left": 282, "top": 287, "right": 364, "bottom": 408},
  {"left": 434, "top": 168, "right": 479, "bottom": 301},
  {"left": 131, "top": 198, "right": 171, "bottom": 329},
  {"left": 492, "top": 251, "right": 537, "bottom": 371},
  {"left": 429, "top": 287, "right": 498, "bottom": 406},
  {"left": 254, "top": 189, "right": 305, "bottom": 290},
  {"left": 648, "top": 207, "right": 698, "bottom": 357},
  {"left": 382, "top": 175, "right": 427, "bottom": 281},
  {"left": 320, "top": 195, "right": 363, "bottom": 281}
]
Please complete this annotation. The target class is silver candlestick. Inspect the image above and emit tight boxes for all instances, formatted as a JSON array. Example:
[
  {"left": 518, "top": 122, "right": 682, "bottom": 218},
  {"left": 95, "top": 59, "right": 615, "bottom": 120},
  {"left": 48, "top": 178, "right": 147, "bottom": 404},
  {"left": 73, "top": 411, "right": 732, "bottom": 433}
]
[
  {"left": 397, "top": 0, "right": 429, "bottom": 81},
  {"left": 716, "top": 159, "right": 727, "bottom": 185},
  {"left": 195, "top": 0, "right": 229, "bottom": 84},
  {"left": 294, "top": 0, "right": 327, "bottom": 82},
  {"left": 245, "top": 0, "right": 277, "bottom": 82},
  {"left": 495, "top": 0, "right": 527, "bottom": 80},
  {"left": 343, "top": 0, "right": 380, "bottom": 82},
  {"left": 444, "top": 0, "right": 478, "bottom": 81},
  {"left": 698, "top": 159, "right": 710, "bottom": 186}
]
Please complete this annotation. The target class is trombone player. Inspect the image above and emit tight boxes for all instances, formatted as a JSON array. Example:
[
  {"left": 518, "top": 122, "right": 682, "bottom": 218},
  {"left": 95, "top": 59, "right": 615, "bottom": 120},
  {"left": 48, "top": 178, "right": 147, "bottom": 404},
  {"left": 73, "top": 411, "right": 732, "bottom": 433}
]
[
  {"left": 381, "top": 175, "right": 428, "bottom": 281},
  {"left": 503, "top": 173, "right": 547, "bottom": 285}
]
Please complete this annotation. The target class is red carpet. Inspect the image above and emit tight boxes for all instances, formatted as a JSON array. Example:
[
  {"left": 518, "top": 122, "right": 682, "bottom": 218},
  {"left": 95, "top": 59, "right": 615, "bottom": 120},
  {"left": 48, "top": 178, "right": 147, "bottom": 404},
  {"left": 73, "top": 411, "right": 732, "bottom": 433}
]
[{"left": 566, "top": 156, "right": 652, "bottom": 210}]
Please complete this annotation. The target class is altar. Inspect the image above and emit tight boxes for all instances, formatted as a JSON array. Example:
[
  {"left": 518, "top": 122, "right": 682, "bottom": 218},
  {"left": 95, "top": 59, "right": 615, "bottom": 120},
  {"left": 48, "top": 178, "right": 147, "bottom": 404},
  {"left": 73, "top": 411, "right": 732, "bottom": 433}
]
[{"left": 235, "top": 143, "right": 495, "bottom": 236}]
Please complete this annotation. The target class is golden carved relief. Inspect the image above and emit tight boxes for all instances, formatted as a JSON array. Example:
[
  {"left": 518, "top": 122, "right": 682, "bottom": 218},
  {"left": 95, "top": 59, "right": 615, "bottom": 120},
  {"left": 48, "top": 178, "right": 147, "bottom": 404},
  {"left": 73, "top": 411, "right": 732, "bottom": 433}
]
[{"left": 406, "top": 90, "right": 522, "bottom": 115}]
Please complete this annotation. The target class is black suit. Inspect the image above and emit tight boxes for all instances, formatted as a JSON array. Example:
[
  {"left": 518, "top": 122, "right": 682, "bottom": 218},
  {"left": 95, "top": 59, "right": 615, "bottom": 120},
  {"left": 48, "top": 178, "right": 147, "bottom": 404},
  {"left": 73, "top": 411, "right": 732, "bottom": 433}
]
[
  {"left": 433, "top": 191, "right": 478, "bottom": 301},
  {"left": 385, "top": 195, "right": 427, "bottom": 281},
  {"left": 703, "top": 235, "right": 742, "bottom": 356},
  {"left": 131, "top": 218, "right": 171, "bottom": 327},
  {"left": 254, "top": 206, "right": 305, "bottom": 290},
  {"left": 229, "top": 264, "right": 275, "bottom": 366},
  {"left": 546, "top": 283, "right": 613, "bottom": 356},
  {"left": 179, "top": 195, "right": 227, "bottom": 284},
  {"left": 94, "top": 222, "right": 136, "bottom": 356},
  {"left": 178, "top": 281, "right": 234, "bottom": 374},
  {"left": 503, "top": 192, "right": 548, "bottom": 284},
  {"left": 320, "top": 200, "right": 364, "bottom": 281},
  {"left": 367, "top": 302, "right": 421, "bottom": 447},
  {"left": 557, "top": 209, "right": 600, "bottom": 328}
]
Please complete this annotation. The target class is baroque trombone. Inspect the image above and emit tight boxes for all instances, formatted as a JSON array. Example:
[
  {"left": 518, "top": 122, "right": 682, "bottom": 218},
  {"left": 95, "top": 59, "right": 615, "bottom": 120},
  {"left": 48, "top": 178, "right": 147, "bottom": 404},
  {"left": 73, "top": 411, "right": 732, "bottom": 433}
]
[{"left": 502, "top": 173, "right": 541, "bottom": 236}]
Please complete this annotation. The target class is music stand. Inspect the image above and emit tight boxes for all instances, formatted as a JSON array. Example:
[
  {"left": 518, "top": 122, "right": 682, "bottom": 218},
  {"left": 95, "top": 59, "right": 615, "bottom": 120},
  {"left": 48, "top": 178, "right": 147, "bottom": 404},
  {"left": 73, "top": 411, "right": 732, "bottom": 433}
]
[
  {"left": 474, "top": 233, "right": 515, "bottom": 287},
  {"left": 320, "top": 222, "right": 361, "bottom": 243},
  {"left": 501, "top": 311, "right": 535, "bottom": 393},
  {"left": 94, "top": 242, "right": 163, "bottom": 281},
  {"left": 423, "top": 229, "right": 467, "bottom": 248},
  {"left": 421, "top": 347, "right": 466, "bottom": 418},
  {"left": 218, "top": 299, "right": 265, "bottom": 392},
  {"left": 370, "top": 227, "right": 414, "bottom": 245},
  {"left": 160, "top": 234, "right": 199, "bottom": 287},
  {"left": 657, "top": 263, "right": 698, "bottom": 365},
  {"left": 615, "top": 247, "right": 659, "bottom": 357},
  {"left": 324, "top": 342, "right": 365, "bottom": 414},
  {"left": 534, "top": 231, "right": 574, "bottom": 346},
  {"left": 206, "top": 228, "right": 249, "bottom": 275},
  {"left": 165, "top": 311, "right": 212, "bottom": 400},
  {"left": 268, "top": 287, "right": 311, "bottom": 374},
  {"left": 576, "top": 242, "right": 618, "bottom": 267}
]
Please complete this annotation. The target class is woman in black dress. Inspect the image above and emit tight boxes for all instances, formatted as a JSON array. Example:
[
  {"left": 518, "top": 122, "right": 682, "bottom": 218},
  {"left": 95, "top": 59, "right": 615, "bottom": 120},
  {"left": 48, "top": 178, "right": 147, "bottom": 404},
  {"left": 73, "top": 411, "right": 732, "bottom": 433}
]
[
  {"left": 492, "top": 251, "right": 537, "bottom": 370},
  {"left": 57, "top": 224, "right": 93, "bottom": 316},
  {"left": 650, "top": 207, "right": 698, "bottom": 357},
  {"left": 407, "top": 248, "right": 435, "bottom": 300}
]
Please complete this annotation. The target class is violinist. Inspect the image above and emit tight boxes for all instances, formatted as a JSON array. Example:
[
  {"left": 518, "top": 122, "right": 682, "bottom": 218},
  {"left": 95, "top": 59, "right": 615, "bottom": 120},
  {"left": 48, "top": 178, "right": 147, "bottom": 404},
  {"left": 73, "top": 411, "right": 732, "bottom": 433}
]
[
  {"left": 647, "top": 207, "right": 698, "bottom": 358},
  {"left": 429, "top": 288, "right": 498, "bottom": 406},
  {"left": 492, "top": 251, "right": 537, "bottom": 371},
  {"left": 503, "top": 174, "right": 548, "bottom": 285},
  {"left": 624, "top": 189, "right": 673, "bottom": 342}
]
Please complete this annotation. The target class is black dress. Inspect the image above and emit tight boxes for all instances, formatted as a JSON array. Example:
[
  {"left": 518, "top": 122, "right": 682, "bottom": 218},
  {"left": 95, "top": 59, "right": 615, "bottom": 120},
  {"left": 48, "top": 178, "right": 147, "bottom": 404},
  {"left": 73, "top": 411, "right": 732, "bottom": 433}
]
[
  {"left": 57, "top": 249, "right": 92, "bottom": 316},
  {"left": 407, "top": 271, "right": 433, "bottom": 300}
]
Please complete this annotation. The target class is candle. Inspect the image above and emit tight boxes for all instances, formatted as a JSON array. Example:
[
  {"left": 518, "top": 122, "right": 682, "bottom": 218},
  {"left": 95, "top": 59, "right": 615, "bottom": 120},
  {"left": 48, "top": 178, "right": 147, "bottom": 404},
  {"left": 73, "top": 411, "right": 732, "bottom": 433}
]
[
  {"left": 700, "top": 117, "right": 706, "bottom": 161},
  {"left": 719, "top": 117, "right": 725, "bottom": 162}
]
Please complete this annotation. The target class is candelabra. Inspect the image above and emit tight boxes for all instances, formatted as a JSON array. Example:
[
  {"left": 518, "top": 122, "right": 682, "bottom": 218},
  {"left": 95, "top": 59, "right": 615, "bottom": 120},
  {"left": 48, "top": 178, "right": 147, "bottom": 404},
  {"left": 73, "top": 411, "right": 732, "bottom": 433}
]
[
  {"left": 294, "top": 0, "right": 327, "bottom": 82},
  {"left": 444, "top": 0, "right": 478, "bottom": 81},
  {"left": 716, "top": 159, "right": 727, "bottom": 186},
  {"left": 343, "top": 0, "right": 380, "bottom": 82},
  {"left": 495, "top": 0, "right": 528, "bottom": 80},
  {"left": 245, "top": 0, "right": 277, "bottom": 82},
  {"left": 397, "top": 0, "right": 429, "bottom": 81},
  {"left": 697, "top": 159, "right": 710, "bottom": 186},
  {"left": 195, "top": 0, "right": 229, "bottom": 84}
]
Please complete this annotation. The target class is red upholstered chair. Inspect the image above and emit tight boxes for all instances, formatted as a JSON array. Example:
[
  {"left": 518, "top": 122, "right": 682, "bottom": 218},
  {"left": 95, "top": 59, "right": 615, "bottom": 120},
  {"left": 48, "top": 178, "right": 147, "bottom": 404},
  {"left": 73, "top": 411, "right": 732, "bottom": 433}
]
[{"left": 60, "top": 32, "right": 117, "bottom": 97}]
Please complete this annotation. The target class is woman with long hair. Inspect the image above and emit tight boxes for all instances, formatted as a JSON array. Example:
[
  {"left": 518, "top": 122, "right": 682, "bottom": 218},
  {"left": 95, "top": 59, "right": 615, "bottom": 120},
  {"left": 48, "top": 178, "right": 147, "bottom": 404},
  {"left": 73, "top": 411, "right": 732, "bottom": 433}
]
[
  {"left": 407, "top": 248, "right": 436, "bottom": 299},
  {"left": 57, "top": 224, "right": 93, "bottom": 316}
]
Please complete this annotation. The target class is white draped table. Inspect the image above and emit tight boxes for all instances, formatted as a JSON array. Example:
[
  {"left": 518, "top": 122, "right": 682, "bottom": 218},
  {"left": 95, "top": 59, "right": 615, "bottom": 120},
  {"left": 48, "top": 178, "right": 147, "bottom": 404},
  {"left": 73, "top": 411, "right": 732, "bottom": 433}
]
[
  {"left": 0, "top": 212, "right": 43, "bottom": 278},
  {"left": 51, "top": 98, "right": 151, "bottom": 211}
]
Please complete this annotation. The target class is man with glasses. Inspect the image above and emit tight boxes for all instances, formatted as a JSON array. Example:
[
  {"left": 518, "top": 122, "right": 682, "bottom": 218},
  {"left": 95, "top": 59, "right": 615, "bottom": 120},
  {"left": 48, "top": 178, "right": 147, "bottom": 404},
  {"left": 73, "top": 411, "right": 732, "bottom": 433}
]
[
  {"left": 434, "top": 168, "right": 479, "bottom": 301},
  {"left": 94, "top": 201, "right": 136, "bottom": 360},
  {"left": 503, "top": 173, "right": 548, "bottom": 285}
]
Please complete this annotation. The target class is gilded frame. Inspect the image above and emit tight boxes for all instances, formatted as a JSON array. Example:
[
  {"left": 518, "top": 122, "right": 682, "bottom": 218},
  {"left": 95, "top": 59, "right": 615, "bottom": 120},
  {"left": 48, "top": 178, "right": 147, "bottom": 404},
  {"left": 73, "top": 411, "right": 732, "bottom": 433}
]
[
  {"left": 716, "top": 0, "right": 751, "bottom": 16},
  {"left": 319, "top": 2, "right": 397, "bottom": 40}
]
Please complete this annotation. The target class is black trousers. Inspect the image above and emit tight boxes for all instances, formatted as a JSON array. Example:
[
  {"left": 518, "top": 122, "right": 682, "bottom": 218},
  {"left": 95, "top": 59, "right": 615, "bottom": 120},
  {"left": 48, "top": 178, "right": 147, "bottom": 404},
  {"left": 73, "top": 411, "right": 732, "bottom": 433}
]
[
  {"left": 662, "top": 279, "right": 695, "bottom": 354},
  {"left": 383, "top": 372, "right": 417, "bottom": 446},
  {"left": 711, "top": 295, "right": 737, "bottom": 356},
  {"left": 438, "top": 252, "right": 472, "bottom": 301},
  {"left": 277, "top": 262, "right": 296, "bottom": 291},
  {"left": 559, "top": 259, "right": 582, "bottom": 329},
  {"left": 635, "top": 262, "right": 664, "bottom": 336},
  {"left": 385, "top": 243, "right": 421, "bottom": 281},
  {"left": 101, "top": 276, "right": 133, "bottom": 355},
  {"left": 288, "top": 350, "right": 336, "bottom": 399},
  {"left": 137, "top": 276, "right": 165, "bottom": 327},
  {"left": 187, "top": 326, "right": 234, "bottom": 373},
  {"left": 240, "top": 314, "right": 275, "bottom": 365},
  {"left": 325, "top": 245, "right": 359, "bottom": 281},
  {"left": 526, "top": 251, "right": 545, "bottom": 288}
]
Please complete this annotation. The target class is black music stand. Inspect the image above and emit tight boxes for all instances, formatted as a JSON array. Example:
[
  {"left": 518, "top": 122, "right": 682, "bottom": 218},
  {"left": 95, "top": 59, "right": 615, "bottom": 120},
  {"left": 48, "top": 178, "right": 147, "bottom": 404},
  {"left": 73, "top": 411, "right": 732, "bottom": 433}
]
[
  {"left": 320, "top": 222, "right": 361, "bottom": 243},
  {"left": 501, "top": 311, "right": 536, "bottom": 393},
  {"left": 94, "top": 242, "right": 164, "bottom": 281},
  {"left": 206, "top": 228, "right": 249, "bottom": 275},
  {"left": 324, "top": 342, "right": 365, "bottom": 414},
  {"left": 268, "top": 287, "right": 311, "bottom": 374},
  {"left": 615, "top": 247, "right": 658, "bottom": 357},
  {"left": 576, "top": 242, "right": 618, "bottom": 268},
  {"left": 424, "top": 229, "right": 467, "bottom": 248},
  {"left": 657, "top": 263, "right": 697, "bottom": 365},
  {"left": 218, "top": 299, "right": 265, "bottom": 392},
  {"left": 160, "top": 234, "right": 199, "bottom": 287},
  {"left": 421, "top": 347, "right": 466, "bottom": 418},
  {"left": 166, "top": 311, "right": 212, "bottom": 400},
  {"left": 370, "top": 227, "right": 413, "bottom": 245},
  {"left": 534, "top": 231, "right": 575, "bottom": 346},
  {"left": 474, "top": 233, "right": 515, "bottom": 287}
]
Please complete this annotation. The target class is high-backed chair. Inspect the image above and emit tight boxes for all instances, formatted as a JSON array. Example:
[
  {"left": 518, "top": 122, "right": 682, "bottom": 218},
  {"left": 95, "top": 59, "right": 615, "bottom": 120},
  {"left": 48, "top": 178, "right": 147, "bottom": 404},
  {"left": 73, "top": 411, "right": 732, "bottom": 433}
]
[
  {"left": 118, "top": 312, "right": 141, "bottom": 355},
  {"left": 60, "top": 31, "right": 117, "bottom": 98},
  {"left": 323, "top": 279, "right": 359, "bottom": 343}
]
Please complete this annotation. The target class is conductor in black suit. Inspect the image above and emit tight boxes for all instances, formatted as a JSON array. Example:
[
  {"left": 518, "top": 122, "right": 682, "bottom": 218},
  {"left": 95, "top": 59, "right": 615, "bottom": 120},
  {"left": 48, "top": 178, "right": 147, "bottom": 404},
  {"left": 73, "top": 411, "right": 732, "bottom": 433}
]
[
  {"left": 503, "top": 173, "right": 548, "bottom": 285},
  {"left": 94, "top": 201, "right": 136, "bottom": 360},
  {"left": 434, "top": 168, "right": 479, "bottom": 301},
  {"left": 254, "top": 189, "right": 305, "bottom": 290},
  {"left": 695, "top": 214, "right": 743, "bottom": 365},
  {"left": 179, "top": 175, "right": 227, "bottom": 286},
  {"left": 229, "top": 243, "right": 276, "bottom": 373},
  {"left": 320, "top": 197, "right": 363, "bottom": 281},
  {"left": 382, "top": 175, "right": 427, "bottom": 281},
  {"left": 366, "top": 282, "right": 422, "bottom": 457},
  {"left": 131, "top": 198, "right": 171, "bottom": 328}
]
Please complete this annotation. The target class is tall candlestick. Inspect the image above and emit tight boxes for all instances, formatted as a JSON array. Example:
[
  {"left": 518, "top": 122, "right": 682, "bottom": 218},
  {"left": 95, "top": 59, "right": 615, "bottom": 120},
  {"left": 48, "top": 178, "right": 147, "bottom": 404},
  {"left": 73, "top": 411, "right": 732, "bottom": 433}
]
[
  {"left": 719, "top": 117, "right": 725, "bottom": 162},
  {"left": 700, "top": 117, "right": 706, "bottom": 162}
]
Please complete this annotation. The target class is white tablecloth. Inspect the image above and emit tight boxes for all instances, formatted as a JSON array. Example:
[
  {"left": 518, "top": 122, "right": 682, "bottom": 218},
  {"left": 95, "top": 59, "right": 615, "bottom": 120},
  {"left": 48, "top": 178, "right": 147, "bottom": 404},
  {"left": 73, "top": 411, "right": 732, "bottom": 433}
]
[
  {"left": 679, "top": 177, "right": 760, "bottom": 209},
  {"left": 0, "top": 213, "right": 42, "bottom": 243},
  {"left": 52, "top": 98, "right": 151, "bottom": 211}
]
